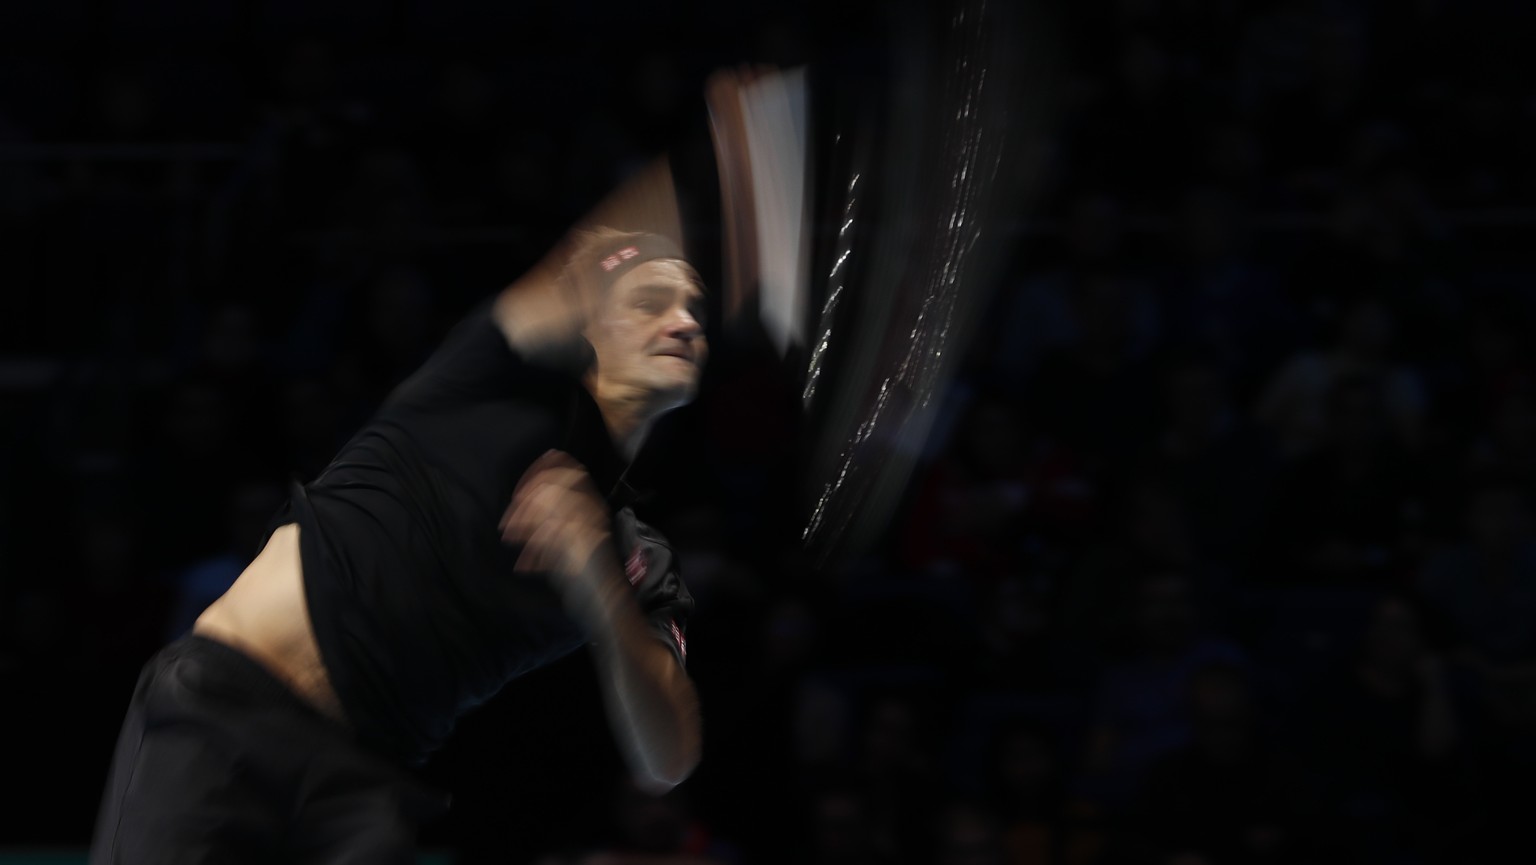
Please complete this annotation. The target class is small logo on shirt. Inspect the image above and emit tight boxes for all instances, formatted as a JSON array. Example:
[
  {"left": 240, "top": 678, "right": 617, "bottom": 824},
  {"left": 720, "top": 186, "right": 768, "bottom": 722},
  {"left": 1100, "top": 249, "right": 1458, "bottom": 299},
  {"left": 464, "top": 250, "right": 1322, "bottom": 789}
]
[
  {"left": 670, "top": 619, "right": 687, "bottom": 661},
  {"left": 600, "top": 245, "right": 641, "bottom": 272},
  {"left": 624, "top": 546, "right": 649, "bottom": 586}
]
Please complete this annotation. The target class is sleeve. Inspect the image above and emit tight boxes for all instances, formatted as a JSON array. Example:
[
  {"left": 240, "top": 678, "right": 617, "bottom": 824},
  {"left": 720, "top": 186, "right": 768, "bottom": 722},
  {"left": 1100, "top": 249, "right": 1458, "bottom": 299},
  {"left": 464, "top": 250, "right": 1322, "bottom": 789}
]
[
  {"left": 384, "top": 298, "right": 592, "bottom": 414},
  {"left": 621, "top": 513, "right": 695, "bottom": 669}
]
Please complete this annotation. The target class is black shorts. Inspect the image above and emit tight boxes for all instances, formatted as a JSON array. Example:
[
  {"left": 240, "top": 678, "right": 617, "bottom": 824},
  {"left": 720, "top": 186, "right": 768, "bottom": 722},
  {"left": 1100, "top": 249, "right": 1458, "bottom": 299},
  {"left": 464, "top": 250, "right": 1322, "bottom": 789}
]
[{"left": 89, "top": 635, "right": 451, "bottom": 865}]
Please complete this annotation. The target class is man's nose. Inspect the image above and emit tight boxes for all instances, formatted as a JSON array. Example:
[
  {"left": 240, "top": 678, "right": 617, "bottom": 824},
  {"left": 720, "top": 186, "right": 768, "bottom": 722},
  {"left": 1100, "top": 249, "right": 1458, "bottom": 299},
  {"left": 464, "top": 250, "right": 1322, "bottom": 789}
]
[{"left": 665, "top": 307, "right": 702, "bottom": 338}]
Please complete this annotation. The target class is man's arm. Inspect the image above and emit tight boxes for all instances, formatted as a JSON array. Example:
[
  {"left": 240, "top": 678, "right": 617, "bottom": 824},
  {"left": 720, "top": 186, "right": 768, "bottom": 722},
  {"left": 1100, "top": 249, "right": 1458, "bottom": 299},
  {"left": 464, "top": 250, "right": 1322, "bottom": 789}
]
[
  {"left": 577, "top": 551, "right": 702, "bottom": 792},
  {"left": 500, "top": 450, "right": 702, "bottom": 792},
  {"left": 490, "top": 156, "right": 686, "bottom": 363},
  {"left": 491, "top": 62, "right": 778, "bottom": 360}
]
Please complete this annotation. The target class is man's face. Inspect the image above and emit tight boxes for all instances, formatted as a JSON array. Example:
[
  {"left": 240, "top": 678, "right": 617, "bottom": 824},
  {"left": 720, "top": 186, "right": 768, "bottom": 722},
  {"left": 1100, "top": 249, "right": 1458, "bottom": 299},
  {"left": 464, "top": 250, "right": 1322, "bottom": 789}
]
[{"left": 585, "top": 258, "right": 708, "bottom": 410}]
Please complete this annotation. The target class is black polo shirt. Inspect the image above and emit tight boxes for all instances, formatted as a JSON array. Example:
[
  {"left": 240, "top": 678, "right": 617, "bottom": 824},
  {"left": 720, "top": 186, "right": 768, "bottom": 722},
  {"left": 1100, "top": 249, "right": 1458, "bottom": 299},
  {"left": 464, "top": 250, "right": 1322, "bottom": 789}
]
[{"left": 280, "top": 300, "right": 693, "bottom": 766}]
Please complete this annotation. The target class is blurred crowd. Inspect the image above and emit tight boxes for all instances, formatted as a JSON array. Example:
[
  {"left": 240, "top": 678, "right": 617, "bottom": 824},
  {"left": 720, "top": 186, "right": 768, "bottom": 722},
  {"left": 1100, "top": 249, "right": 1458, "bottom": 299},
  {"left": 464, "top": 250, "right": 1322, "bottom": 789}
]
[{"left": 2, "top": 1, "right": 1535, "bottom": 864}]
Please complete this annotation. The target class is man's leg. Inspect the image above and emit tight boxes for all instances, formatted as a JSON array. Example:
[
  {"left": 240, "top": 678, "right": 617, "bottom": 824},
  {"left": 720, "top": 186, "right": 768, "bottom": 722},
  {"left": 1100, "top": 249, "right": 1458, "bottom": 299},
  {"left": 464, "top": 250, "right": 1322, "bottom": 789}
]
[
  {"left": 292, "top": 747, "right": 449, "bottom": 865},
  {"left": 294, "top": 783, "right": 424, "bottom": 865},
  {"left": 89, "top": 649, "right": 284, "bottom": 865}
]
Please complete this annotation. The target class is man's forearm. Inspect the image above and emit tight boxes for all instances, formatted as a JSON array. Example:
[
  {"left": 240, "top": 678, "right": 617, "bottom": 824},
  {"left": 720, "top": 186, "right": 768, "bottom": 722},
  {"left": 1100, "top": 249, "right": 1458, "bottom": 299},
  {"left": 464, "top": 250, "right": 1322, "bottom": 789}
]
[
  {"left": 493, "top": 273, "right": 585, "bottom": 362},
  {"left": 576, "top": 552, "right": 702, "bottom": 793}
]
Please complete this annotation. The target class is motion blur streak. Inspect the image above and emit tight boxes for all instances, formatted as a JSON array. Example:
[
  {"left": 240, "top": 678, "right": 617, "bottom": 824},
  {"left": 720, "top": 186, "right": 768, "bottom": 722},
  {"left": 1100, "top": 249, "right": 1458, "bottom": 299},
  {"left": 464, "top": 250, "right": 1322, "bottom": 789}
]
[
  {"left": 802, "top": 171, "right": 858, "bottom": 409},
  {"left": 801, "top": 0, "right": 1061, "bottom": 566}
]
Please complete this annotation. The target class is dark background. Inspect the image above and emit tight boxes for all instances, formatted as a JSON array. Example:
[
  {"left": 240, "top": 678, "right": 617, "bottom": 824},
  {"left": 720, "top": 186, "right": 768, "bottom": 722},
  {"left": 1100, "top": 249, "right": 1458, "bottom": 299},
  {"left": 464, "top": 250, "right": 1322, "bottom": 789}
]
[{"left": 3, "top": 1, "right": 1535, "bottom": 864}]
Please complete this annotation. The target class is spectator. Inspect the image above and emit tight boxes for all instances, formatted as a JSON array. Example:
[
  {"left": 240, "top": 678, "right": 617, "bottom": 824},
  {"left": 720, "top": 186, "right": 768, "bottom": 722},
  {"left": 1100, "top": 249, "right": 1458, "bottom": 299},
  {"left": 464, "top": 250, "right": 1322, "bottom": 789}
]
[
  {"left": 168, "top": 302, "right": 282, "bottom": 462},
  {"left": 162, "top": 480, "right": 287, "bottom": 642},
  {"left": 989, "top": 191, "right": 1159, "bottom": 382},
  {"left": 966, "top": 575, "right": 1066, "bottom": 694},
  {"left": 249, "top": 37, "right": 368, "bottom": 237},
  {"left": 1156, "top": 186, "right": 1301, "bottom": 401},
  {"left": 806, "top": 787, "right": 880, "bottom": 865},
  {"left": 794, "top": 676, "right": 857, "bottom": 788},
  {"left": 1259, "top": 370, "right": 1427, "bottom": 586},
  {"left": 1419, "top": 475, "right": 1536, "bottom": 728},
  {"left": 1026, "top": 270, "right": 1163, "bottom": 465},
  {"left": 706, "top": 595, "right": 823, "bottom": 859},
  {"left": 853, "top": 693, "right": 945, "bottom": 865},
  {"left": 931, "top": 801, "right": 1008, "bottom": 865},
  {"left": 275, "top": 375, "right": 349, "bottom": 481},
  {"left": 1254, "top": 293, "right": 1427, "bottom": 460},
  {"left": 1465, "top": 389, "right": 1536, "bottom": 486},
  {"left": 900, "top": 388, "right": 1095, "bottom": 581},
  {"left": 337, "top": 265, "right": 442, "bottom": 402},
  {"left": 978, "top": 718, "right": 1072, "bottom": 865},
  {"left": 69, "top": 488, "right": 170, "bottom": 674},
  {"left": 568, "top": 776, "right": 737, "bottom": 865},
  {"left": 1440, "top": 300, "right": 1536, "bottom": 435},
  {"left": 134, "top": 377, "right": 262, "bottom": 571},
  {"left": 414, "top": 61, "right": 506, "bottom": 227},
  {"left": 1058, "top": 477, "right": 1204, "bottom": 660},
  {"left": 1134, "top": 352, "right": 1276, "bottom": 572},
  {"left": 1237, "top": 1, "right": 1367, "bottom": 207},
  {"left": 1199, "top": 118, "right": 1271, "bottom": 200},
  {"left": 1075, "top": 572, "right": 1247, "bottom": 813},
  {"left": 1297, "top": 594, "right": 1474, "bottom": 864},
  {"left": 1127, "top": 660, "right": 1302, "bottom": 865}
]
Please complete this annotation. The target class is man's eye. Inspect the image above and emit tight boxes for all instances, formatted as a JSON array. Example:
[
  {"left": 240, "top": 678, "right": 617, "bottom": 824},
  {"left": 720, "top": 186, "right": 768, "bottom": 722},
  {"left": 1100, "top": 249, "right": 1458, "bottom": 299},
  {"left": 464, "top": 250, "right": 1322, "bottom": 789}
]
[{"left": 636, "top": 298, "right": 664, "bottom": 313}]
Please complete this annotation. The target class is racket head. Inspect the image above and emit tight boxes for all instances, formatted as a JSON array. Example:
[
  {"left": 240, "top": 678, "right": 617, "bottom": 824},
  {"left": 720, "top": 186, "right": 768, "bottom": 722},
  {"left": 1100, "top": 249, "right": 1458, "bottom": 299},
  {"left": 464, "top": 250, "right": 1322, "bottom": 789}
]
[{"left": 785, "top": 0, "right": 1067, "bottom": 570}]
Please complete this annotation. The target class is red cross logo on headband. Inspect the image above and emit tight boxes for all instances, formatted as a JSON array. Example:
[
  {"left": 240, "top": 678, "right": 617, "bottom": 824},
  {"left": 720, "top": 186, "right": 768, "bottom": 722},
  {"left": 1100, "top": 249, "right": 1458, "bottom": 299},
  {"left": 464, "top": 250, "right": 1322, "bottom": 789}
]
[{"left": 599, "top": 245, "right": 642, "bottom": 272}]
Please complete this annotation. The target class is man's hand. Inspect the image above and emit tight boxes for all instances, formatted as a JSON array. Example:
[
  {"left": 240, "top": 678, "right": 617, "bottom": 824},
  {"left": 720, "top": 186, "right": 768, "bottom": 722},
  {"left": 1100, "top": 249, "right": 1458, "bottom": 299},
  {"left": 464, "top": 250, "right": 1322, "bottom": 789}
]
[
  {"left": 500, "top": 450, "right": 703, "bottom": 791},
  {"left": 499, "top": 450, "right": 619, "bottom": 622}
]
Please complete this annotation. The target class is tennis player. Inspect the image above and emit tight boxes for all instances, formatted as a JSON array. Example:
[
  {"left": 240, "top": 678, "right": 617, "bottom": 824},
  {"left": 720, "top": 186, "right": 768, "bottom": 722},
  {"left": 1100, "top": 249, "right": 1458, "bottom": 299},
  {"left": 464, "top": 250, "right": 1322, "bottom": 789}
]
[{"left": 88, "top": 177, "right": 709, "bottom": 862}]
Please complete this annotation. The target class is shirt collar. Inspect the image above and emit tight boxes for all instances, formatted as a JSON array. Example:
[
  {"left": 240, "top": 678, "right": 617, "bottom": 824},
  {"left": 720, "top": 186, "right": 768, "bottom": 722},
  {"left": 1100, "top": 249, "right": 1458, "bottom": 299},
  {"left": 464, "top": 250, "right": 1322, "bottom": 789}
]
[{"left": 565, "top": 383, "right": 646, "bottom": 510}]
